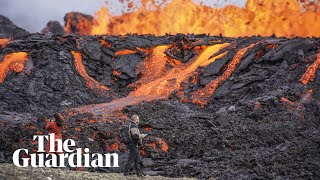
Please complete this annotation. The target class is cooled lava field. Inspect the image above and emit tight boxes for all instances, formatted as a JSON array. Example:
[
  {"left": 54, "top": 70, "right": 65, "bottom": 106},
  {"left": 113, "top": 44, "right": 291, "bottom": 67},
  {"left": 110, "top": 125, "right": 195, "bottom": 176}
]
[{"left": 0, "top": 14, "right": 320, "bottom": 179}]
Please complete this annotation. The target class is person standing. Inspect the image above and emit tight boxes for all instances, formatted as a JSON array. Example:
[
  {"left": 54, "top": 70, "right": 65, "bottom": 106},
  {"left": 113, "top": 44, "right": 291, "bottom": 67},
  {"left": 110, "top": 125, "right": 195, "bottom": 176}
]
[
  {"left": 123, "top": 115, "right": 147, "bottom": 177},
  {"left": 44, "top": 113, "right": 63, "bottom": 153}
]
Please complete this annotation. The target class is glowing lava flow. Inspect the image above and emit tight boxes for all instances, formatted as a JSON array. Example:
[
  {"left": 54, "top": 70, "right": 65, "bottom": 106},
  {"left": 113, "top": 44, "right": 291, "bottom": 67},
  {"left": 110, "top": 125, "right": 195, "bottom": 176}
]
[
  {"left": 156, "top": 138, "right": 169, "bottom": 152},
  {"left": 71, "top": 51, "right": 109, "bottom": 93},
  {"left": 0, "top": 52, "right": 28, "bottom": 83},
  {"left": 75, "top": 44, "right": 229, "bottom": 115},
  {"left": 99, "top": 40, "right": 112, "bottom": 48},
  {"left": 114, "top": 49, "right": 137, "bottom": 56},
  {"left": 192, "top": 43, "right": 256, "bottom": 106},
  {"left": 84, "top": 0, "right": 320, "bottom": 37},
  {"left": 134, "top": 45, "right": 170, "bottom": 84},
  {"left": 0, "top": 38, "right": 9, "bottom": 48},
  {"left": 130, "top": 43, "right": 229, "bottom": 99},
  {"left": 300, "top": 53, "right": 320, "bottom": 85}
]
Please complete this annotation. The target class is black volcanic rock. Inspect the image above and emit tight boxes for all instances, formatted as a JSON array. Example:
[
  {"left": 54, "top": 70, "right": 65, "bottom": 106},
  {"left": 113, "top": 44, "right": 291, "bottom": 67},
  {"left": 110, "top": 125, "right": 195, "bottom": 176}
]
[
  {"left": 0, "top": 34, "right": 319, "bottom": 179},
  {"left": 0, "top": 14, "right": 29, "bottom": 38},
  {"left": 41, "top": 21, "right": 65, "bottom": 35}
]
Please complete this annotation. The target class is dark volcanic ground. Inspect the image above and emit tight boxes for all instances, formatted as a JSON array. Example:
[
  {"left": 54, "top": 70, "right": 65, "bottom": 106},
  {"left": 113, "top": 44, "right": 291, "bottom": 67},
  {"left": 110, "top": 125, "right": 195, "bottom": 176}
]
[{"left": 0, "top": 25, "right": 319, "bottom": 179}]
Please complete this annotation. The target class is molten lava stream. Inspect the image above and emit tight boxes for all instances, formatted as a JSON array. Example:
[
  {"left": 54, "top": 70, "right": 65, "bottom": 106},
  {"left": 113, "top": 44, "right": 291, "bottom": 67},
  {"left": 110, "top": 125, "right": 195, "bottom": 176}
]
[
  {"left": 71, "top": 51, "right": 109, "bottom": 93},
  {"left": 0, "top": 52, "right": 28, "bottom": 83},
  {"left": 114, "top": 49, "right": 137, "bottom": 56},
  {"left": 0, "top": 38, "right": 9, "bottom": 48},
  {"left": 99, "top": 40, "right": 112, "bottom": 48},
  {"left": 130, "top": 44, "right": 229, "bottom": 99},
  {"left": 75, "top": 44, "right": 230, "bottom": 115},
  {"left": 192, "top": 43, "right": 256, "bottom": 106},
  {"left": 132, "top": 45, "right": 170, "bottom": 84},
  {"left": 300, "top": 53, "right": 320, "bottom": 85}
]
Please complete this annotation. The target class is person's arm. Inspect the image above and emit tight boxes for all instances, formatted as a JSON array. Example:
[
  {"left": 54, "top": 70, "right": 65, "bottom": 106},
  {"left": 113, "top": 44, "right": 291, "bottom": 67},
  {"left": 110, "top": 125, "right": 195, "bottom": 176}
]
[
  {"left": 131, "top": 127, "right": 147, "bottom": 139},
  {"left": 130, "top": 127, "right": 141, "bottom": 140}
]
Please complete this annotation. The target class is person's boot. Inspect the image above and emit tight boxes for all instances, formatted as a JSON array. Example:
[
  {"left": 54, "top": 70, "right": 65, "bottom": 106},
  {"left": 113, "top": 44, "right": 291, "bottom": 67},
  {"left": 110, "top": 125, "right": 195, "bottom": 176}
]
[{"left": 137, "top": 171, "right": 146, "bottom": 177}]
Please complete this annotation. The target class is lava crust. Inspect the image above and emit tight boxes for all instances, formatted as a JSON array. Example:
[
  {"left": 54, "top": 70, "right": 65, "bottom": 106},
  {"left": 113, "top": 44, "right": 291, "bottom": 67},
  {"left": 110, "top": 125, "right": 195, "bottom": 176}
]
[{"left": 0, "top": 32, "right": 319, "bottom": 179}]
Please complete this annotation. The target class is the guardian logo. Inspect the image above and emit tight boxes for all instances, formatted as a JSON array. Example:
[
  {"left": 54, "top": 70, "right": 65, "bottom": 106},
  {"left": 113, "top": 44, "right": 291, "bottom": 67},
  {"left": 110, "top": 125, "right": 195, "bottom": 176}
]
[{"left": 12, "top": 133, "right": 119, "bottom": 168}]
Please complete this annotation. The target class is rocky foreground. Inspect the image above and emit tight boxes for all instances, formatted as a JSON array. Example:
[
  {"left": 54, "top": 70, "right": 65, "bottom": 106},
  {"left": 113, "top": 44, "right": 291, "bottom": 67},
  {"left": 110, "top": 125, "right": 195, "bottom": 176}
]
[{"left": 0, "top": 163, "right": 196, "bottom": 180}]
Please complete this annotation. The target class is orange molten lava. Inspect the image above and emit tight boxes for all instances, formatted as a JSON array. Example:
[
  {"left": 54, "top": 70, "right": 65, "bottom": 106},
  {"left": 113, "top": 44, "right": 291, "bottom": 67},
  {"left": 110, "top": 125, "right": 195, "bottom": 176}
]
[
  {"left": 71, "top": 51, "right": 109, "bottom": 92},
  {"left": 156, "top": 138, "right": 169, "bottom": 152},
  {"left": 89, "top": 0, "right": 320, "bottom": 37},
  {"left": 300, "top": 53, "right": 320, "bottom": 84},
  {"left": 0, "top": 38, "right": 9, "bottom": 48},
  {"left": 0, "top": 52, "right": 28, "bottom": 83},
  {"left": 74, "top": 44, "right": 229, "bottom": 115},
  {"left": 134, "top": 45, "right": 170, "bottom": 84},
  {"left": 114, "top": 49, "right": 137, "bottom": 56},
  {"left": 99, "top": 39, "right": 112, "bottom": 48},
  {"left": 110, "top": 142, "right": 119, "bottom": 151},
  {"left": 192, "top": 43, "right": 256, "bottom": 106},
  {"left": 130, "top": 43, "right": 229, "bottom": 99}
]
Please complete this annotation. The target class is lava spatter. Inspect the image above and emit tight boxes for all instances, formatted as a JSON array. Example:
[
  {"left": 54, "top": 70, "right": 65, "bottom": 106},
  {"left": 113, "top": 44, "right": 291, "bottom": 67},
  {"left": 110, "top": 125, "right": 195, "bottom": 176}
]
[
  {"left": 0, "top": 52, "right": 28, "bottom": 83},
  {"left": 66, "top": 0, "right": 320, "bottom": 37}
]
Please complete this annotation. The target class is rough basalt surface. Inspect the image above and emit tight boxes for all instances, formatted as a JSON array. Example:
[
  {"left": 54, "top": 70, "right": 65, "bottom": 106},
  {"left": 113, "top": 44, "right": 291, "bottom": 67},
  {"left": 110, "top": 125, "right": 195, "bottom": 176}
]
[
  {"left": 0, "top": 14, "right": 29, "bottom": 38},
  {"left": 0, "top": 28, "right": 319, "bottom": 179}
]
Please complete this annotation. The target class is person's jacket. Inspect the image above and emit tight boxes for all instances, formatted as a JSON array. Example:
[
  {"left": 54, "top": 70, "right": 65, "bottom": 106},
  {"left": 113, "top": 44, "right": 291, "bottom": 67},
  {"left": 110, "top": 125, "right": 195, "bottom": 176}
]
[{"left": 129, "top": 122, "right": 143, "bottom": 147}]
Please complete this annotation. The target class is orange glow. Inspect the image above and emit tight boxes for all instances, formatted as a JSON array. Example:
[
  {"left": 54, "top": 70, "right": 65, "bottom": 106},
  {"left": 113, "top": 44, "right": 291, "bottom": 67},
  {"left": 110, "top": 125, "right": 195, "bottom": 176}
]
[
  {"left": 114, "top": 49, "right": 137, "bottom": 56},
  {"left": 192, "top": 43, "right": 256, "bottom": 106},
  {"left": 99, "top": 39, "right": 112, "bottom": 48},
  {"left": 91, "top": 7, "right": 109, "bottom": 35},
  {"left": 276, "top": 89, "right": 312, "bottom": 120},
  {"left": 130, "top": 44, "right": 229, "bottom": 100},
  {"left": 64, "top": 12, "right": 93, "bottom": 35},
  {"left": 300, "top": 53, "right": 320, "bottom": 85},
  {"left": 0, "top": 38, "right": 9, "bottom": 48},
  {"left": 0, "top": 52, "right": 28, "bottom": 83},
  {"left": 132, "top": 45, "right": 170, "bottom": 85},
  {"left": 87, "top": 0, "right": 320, "bottom": 37},
  {"left": 110, "top": 143, "right": 119, "bottom": 150},
  {"left": 112, "top": 70, "right": 121, "bottom": 76},
  {"left": 148, "top": 142, "right": 157, "bottom": 149},
  {"left": 145, "top": 127, "right": 152, "bottom": 132},
  {"left": 156, "top": 138, "right": 169, "bottom": 152},
  {"left": 280, "top": 97, "right": 295, "bottom": 106},
  {"left": 73, "top": 44, "right": 229, "bottom": 115},
  {"left": 71, "top": 51, "right": 109, "bottom": 92}
]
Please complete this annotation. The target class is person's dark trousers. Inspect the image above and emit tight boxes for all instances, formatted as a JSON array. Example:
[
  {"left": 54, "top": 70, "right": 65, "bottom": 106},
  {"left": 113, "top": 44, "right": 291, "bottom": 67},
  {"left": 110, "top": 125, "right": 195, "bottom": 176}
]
[{"left": 124, "top": 145, "right": 142, "bottom": 175}]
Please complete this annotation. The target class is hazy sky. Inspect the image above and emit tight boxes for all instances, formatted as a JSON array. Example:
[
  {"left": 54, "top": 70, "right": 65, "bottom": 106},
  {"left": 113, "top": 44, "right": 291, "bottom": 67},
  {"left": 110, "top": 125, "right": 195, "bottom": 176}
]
[{"left": 0, "top": 0, "right": 246, "bottom": 32}]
